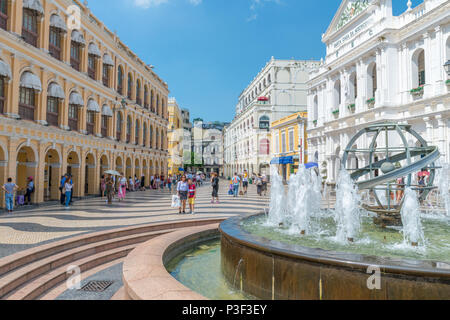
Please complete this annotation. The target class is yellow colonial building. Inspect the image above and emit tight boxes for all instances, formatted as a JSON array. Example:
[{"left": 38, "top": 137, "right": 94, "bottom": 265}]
[
  {"left": 167, "top": 98, "right": 183, "bottom": 175},
  {"left": 270, "top": 112, "right": 308, "bottom": 181},
  {"left": 0, "top": 0, "right": 169, "bottom": 206}
]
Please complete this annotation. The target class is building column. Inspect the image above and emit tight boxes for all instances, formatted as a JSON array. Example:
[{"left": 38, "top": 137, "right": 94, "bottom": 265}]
[
  {"left": 6, "top": 53, "right": 20, "bottom": 118},
  {"left": 436, "top": 115, "right": 447, "bottom": 160},
  {"left": 36, "top": 67, "right": 48, "bottom": 125}
]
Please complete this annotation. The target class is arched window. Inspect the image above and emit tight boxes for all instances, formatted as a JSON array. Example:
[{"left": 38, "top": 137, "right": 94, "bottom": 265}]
[
  {"left": 156, "top": 129, "right": 160, "bottom": 149},
  {"left": 161, "top": 131, "right": 164, "bottom": 150},
  {"left": 144, "top": 86, "right": 148, "bottom": 108},
  {"left": 117, "top": 66, "right": 124, "bottom": 95},
  {"left": 0, "top": 0, "right": 7, "bottom": 30},
  {"left": 143, "top": 123, "right": 147, "bottom": 146},
  {"left": 136, "top": 80, "right": 141, "bottom": 105},
  {"left": 126, "top": 116, "right": 132, "bottom": 143},
  {"left": 0, "top": 75, "right": 5, "bottom": 114},
  {"left": 156, "top": 95, "right": 160, "bottom": 115},
  {"left": 268, "top": 74, "right": 271, "bottom": 84},
  {"left": 259, "top": 115, "right": 270, "bottom": 130},
  {"left": 46, "top": 83, "right": 64, "bottom": 127},
  {"left": 135, "top": 119, "right": 140, "bottom": 145},
  {"left": 22, "top": 8, "right": 38, "bottom": 47},
  {"left": 19, "top": 72, "right": 40, "bottom": 121},
  {"left": 349, "top": 72, "right": 357, "bottom": 101},
  {"left": 70, "top": 31, "right": 84, "bottom": 72},
  {"left": 49, "top": 14, "right": 66, "bottom": 61},
  {"left": 412, "top": 49, "right": 426, "bottom": 88},
  {"left": 150, "top": 90, "right": 154, "bottom": 112},
  {"left": 116, "top": 112, "right": 122, "bottom": 140},
  {"left": 127, "top": 73, "right": 133, "bottom": 100},
  {"left": 150, "top": 125, "right": 153, "bottom": 147},
  {"left": 259, "top": 139, "right": 270, "bottom": 155},
  {"left": 86, "top": 110, "right": 95, "bottom": 135},
  {"left": 313, "top": 95, "right": 318, "bottom": 121},
  {"left": 367, "top": 63, "right": 377, "bottom": 99},
  {"left": 334, "top": 80, "right": 341, "bottom": 107}
]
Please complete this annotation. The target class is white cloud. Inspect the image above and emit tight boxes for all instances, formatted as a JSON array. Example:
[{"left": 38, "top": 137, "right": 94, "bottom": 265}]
[
  {"left": 248, "top": 0, "right": 282, "bottom": 22},
  {"left": 133, "top": 0, "right": 202, "bottom": 8},
  {"left": 134, "top": 0, "right": 169, "bottom": 8}
]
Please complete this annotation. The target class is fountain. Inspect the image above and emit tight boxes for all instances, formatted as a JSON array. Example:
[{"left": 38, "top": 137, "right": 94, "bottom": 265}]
[{"left": 165, "top": 123, "right": 450, "bottom": 300}]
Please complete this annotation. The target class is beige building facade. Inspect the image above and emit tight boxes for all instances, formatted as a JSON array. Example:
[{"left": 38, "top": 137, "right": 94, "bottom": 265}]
[
  {"left": 0, "top": 0, "right": 169, "bottom": 206},
  {"left": 168, "top": 98, "right": 183, "bottom": 175}
]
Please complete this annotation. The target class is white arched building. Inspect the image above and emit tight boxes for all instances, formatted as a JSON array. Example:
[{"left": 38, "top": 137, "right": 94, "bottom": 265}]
[
  {"left": 224, "top": 58, "right": 320, "bottom": 178},
  {"left": 307, "top": 0, "right": 450, "bottom": 183}
]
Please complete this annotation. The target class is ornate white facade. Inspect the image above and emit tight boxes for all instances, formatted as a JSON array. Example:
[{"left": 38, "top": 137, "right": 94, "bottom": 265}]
[
  {"left": 307, "top": 0, "right": 450, "bottom": 183},
  {"left": 224, "top": 58, "right": 320, "bottom": 178}
]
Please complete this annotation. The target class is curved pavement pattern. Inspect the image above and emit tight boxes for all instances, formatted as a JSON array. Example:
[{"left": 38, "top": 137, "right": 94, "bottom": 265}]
[{"left": 0, "top": 181, "right": 269, "bottom": 259}]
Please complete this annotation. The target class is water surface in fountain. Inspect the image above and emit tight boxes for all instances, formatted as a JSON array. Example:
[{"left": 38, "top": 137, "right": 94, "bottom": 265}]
[
  {"left": 243, "top": 165, "right": 450, "bottom": 263},
  {"left": 166, "top": 239, "right": 256, "bottom": 300}
]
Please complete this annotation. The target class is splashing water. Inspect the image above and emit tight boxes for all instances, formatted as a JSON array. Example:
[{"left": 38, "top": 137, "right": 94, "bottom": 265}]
[
  {"left": 267, "top": 165, "right": 287, "bottom": 226},
  {"left": 401, "top": 188, "right": 425, "bottom": 246},
  {"left": 290, "top": 166, "right": 323, "bottom": 234},
  {"left": 334, "top": 169, "right": 361, "bottom": 243},
  {"left": 437, "top": 163, "right": 450, "bottom": 217}
]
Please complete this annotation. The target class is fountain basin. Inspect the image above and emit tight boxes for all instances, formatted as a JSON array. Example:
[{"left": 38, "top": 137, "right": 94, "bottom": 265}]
[{"left": 220, "top": 214, "right": 450, "bottom": 300}]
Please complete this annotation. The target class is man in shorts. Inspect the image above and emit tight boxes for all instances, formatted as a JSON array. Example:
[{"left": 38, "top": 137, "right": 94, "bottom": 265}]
[
  {"left": 242, "top": 170, "right": 249, "bottom": 195},
  {"left": 188, "top": 178, "right": 196, "bottom": 215}
]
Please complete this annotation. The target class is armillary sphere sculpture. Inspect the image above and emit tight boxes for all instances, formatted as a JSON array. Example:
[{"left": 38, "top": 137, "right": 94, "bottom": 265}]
[{"left": 342, "top": 123, "right": 440, "bottom": 227}]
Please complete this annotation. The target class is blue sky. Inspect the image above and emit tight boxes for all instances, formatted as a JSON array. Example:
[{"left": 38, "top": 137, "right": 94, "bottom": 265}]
[{"left": 88, "top": 0, "right": 420, "bottom": 123}]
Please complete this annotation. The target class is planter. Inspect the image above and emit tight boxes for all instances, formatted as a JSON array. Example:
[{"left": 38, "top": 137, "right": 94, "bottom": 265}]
[
  {"left": 366, "top": 98, "right": 375, "bottom": 109},
  {"left": 446, "top": 80, "right": 450, "bottom": 86},
  {"left": 347, "top": 104, "right": 356, "bottom": 113},
  {"left": 313, "top": 120, "right": 317, "bottom": 127},
  {"left": 410, "top": 86, "right": 424, "bottom": 97},
  {"left": 332, "top": 110, "right": 339, "bottom": 119}
]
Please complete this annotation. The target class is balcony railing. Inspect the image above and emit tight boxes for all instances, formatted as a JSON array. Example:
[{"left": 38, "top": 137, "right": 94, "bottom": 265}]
[
  {"left": 87, "top": 123, "right": 94, "bottom": 135},
  {"left": 68, "top": 119, "right": 78, "bottom": 131},
  {"left": 103, "top": 76, "right": 109, "bottom": 87},
  {"left": 22, "top": 28, "right": 37, "bottom": 47},
  {"left": 116, "top": 131, "right": 121, "bottom": 141},
  {"left": 19, "top": 104, "right": 35, "bottom": 120},
  {"left": 46, "top": 112, "right": 58, "bottom": 127},
  {"left": 88, "top": 67, "right": 96, "bottom": 80},
  {"left": 71, "top": 58, "right": 80, "bottom": 72},
  {"left": 49, "top": 44, "right": 61, "bottom": 61},
  {"left": 101, "top": 127, "right": 107, "bottom": 138}
]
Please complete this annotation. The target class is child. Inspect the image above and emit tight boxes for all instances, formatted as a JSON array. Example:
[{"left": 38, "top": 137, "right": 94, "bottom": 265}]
[{"left": 188, "top": 178, "right": 196, "bottom": 214}]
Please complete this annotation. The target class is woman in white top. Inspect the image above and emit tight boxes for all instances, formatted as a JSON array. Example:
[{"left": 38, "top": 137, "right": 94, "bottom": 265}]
[
  {"left": 118, "top": 174, "right": 128, "bottom": 201},
  {"left": 64, "top": 180, "right": 73, "bottom": 208}
]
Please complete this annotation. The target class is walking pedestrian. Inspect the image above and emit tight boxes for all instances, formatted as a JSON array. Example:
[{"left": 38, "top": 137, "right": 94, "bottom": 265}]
[
  {"left": 105, "top": 174, "right": 114, "bottom": 204},
  {"left": 100, "top": 175, "right": 106, "bottom": 198},
  {"left": 118, "top": 174, "right": 128, "bottom": 201},
  {"left": 60, "top": 174, "right": 67, "bottom": 205},
  {"left": 242, "top": 170, "right": 249, "bottom": 195},
  {"left": 256, "top": 174, "right": 263, "bottom": 196},
  {"left": 24, "top": 176, "right": 34, "bottom": 205},
  {"left": 64, "top": 178, "right": 73, "bottom": 209},
  {"left": 2, "top": 178, "right": 19, "bottom": 214},
  {"left": 188, "top": 178, "right": 196, "bottom": 214},
  {"left": 262, "top": 173, "right": 268, "bottom": 196},
  {"left": 211, "top": 172, "right": 220, "bottom": 204},
  {"left": 177, "top": 175, "right": 189, "bottom": 214},
  {"left": 140, "top": 175, "right": 146, "bottom": 191},
  {"left": 232, "top": 173, "right": 240, "bottom": 198},
  {"left": 167, "top": 175, "right": 173, "bottom": 192}
]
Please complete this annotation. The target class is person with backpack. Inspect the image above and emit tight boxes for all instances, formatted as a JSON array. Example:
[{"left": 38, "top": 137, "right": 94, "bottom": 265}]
[
  {"left": 24, "top": 176, "right": 35, "bottom": 205},
  {"left": 211, "top": 172, "right": 220, "bottom": 204},
  {"left": 2, "top": 178, "right": 19, "bottom": 214},
  {"left": 232, "top": 173, "right": 240, "bottom": 198}
]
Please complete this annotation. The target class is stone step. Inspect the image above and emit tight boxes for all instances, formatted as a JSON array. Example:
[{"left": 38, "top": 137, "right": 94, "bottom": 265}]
[
  {"left": 0, "top": 218, "right": 225, "bottom": 278},
  {"left": 7, "top": 245, "right": 136, "bottom": 300},
  {"left": 0, "top": 229, "right": 173, "bottom": 299}
]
